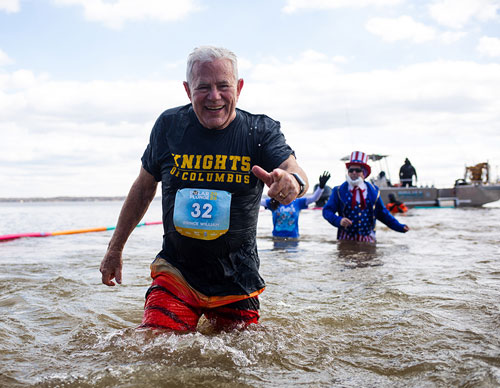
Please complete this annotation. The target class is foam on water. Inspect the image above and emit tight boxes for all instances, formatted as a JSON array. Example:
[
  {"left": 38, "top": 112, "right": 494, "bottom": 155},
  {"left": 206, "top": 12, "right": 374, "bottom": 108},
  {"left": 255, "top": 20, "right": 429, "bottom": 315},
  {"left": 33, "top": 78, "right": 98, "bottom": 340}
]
[{"left": 1, "top": 200, "right": 499, "bottom": 387}]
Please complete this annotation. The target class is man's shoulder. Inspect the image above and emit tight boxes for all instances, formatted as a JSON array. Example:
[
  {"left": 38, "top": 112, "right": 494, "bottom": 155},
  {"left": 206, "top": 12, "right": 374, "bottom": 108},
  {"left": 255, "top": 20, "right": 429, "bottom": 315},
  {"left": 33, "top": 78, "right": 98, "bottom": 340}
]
[
  {"left": 331, "top": 182, "right": 348, "bottom": 199},
  {"left": 152, "top": 104, "right": 193, "bottom": 135},
  {"left": 335, "top": 182, "right": 349, "bottom": 191},
  {"left": 159, "top": 104, "right": 192, "bottom": 119},
  {"left": 364, "top": 182, "right": 380, "bottom": 199},
  {"left": 236, "top": 108, "right": 280, "bottom": 128}
]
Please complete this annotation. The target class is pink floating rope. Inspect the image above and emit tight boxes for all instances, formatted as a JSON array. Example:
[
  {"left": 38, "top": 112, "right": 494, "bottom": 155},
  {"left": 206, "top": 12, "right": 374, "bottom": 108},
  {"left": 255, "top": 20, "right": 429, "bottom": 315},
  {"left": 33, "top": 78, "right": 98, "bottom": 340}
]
[{"left": 0, "top": 221, "right": 162, "bottom": 243}]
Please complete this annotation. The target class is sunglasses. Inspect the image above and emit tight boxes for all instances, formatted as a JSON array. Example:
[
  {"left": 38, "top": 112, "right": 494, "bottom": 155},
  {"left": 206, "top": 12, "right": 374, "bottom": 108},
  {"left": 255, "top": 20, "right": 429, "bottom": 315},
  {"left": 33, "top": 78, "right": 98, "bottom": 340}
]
[{"left": 348, "top": 167, "right": 363, "bottom": 173}]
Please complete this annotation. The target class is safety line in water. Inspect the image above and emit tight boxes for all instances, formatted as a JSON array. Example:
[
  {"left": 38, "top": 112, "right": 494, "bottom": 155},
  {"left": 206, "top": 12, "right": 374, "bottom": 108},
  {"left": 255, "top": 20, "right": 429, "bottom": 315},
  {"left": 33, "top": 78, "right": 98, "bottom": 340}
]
[{"left": 0, "top": 221, "right": 162, "bottom": 242}]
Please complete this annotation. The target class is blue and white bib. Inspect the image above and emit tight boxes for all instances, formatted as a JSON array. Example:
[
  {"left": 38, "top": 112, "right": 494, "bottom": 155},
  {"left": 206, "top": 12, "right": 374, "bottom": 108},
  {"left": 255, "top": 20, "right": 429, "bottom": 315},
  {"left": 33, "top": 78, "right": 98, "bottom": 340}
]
[{"left": 173, "top": 188, "right": 231, "bottom": 240}]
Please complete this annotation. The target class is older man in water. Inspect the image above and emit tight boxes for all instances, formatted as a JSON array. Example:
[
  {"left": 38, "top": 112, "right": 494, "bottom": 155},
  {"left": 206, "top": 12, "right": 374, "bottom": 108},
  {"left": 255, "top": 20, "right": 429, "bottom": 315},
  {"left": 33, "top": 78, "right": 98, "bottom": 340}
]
[
  {"left": 100, "top": 46, "right": 309, "bottom": 331},
  {"left": 323, "top": 151, "right": 409, "bottom": 243}
]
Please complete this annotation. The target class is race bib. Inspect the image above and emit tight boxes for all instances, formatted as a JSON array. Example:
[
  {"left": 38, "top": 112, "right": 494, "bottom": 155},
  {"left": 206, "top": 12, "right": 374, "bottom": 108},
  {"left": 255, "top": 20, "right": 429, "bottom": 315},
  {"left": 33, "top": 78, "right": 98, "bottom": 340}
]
[{"left": 173, "top": 188, "right": 231, "bottom": 240}]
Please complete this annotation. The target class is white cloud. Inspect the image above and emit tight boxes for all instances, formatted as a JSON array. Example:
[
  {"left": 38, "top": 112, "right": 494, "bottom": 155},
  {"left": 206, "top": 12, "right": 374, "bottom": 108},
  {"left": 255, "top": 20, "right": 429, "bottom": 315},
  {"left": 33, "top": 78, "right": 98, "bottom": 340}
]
[
  {"left": 439, "top": 31, "right": 467, "bottom": 44},
  {"left": 429, "top": 0, "right": 500, "bottom": 29},
  {"left": 52, "top": 0, "right": 201, "bottom": 29},
  {"left": 282, "top": 0, "right": 402, "bottom": 13},
  {"left": 2, "top": 52, "right": 500, "bottom": 196},
  {"left": 365, "top": 16, "right": 437, "bottom": 43},
  {"left": 0, "top": 67, "right": 190, "bottom": 196},
  {"left": 332, "top": 56, "right": 349, "bottom": 64},
  {"left": 477, "top": 36, "right": 500, "bottom": 57},
  {"left": 238, "top": 54, "right": 500, "bottom": 188},
  {"left": 242, "top": 54, "right": 500, "bottom": 125},
  {"left": 0, "top": 71, "right": 186, "bottom": 125},
  {"left": 0, "top": 0, "right": 19, "bottom": 13},
  {"left": 0, "top": 48, "right": 14, "bottom": 66}
]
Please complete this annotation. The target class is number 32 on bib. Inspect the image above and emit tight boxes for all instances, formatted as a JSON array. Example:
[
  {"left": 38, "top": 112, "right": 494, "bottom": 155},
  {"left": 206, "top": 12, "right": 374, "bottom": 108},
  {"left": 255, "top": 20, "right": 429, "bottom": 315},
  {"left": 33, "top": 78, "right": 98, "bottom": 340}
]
[{"left": 173, "top": 188, "right": 232, "bottom": 240}]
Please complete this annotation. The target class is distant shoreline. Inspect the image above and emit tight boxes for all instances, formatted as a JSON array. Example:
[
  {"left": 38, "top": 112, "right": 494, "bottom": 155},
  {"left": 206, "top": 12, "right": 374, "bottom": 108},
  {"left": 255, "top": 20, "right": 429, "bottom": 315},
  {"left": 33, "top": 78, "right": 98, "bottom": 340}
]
[
  {"left": 0, "top": 196, "right": 163, "bottom": 203},
  {"left": 0, "top": 196, "right": 127, "bottom": 203}
]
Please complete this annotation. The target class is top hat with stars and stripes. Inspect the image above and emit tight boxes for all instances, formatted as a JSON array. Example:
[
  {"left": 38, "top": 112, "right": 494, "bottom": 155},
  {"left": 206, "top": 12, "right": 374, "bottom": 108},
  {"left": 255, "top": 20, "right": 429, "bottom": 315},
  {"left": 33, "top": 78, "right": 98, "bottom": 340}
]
[{"left": 345, "top": 151, "right": 371, "bottom": 178}]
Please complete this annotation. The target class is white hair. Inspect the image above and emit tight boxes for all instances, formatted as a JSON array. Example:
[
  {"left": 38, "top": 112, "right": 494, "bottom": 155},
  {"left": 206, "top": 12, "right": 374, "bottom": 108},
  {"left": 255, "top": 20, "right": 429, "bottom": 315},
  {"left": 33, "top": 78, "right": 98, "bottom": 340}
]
[{"left": 185, "top": 45, "right": 239, "bottom": 85}]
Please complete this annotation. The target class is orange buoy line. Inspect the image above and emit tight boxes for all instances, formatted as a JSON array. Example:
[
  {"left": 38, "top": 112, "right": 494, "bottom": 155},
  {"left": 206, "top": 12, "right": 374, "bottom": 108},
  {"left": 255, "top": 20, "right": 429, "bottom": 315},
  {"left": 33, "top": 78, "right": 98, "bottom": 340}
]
[{"left": 0, "top": 221, "right": 162, "bottom": 242}]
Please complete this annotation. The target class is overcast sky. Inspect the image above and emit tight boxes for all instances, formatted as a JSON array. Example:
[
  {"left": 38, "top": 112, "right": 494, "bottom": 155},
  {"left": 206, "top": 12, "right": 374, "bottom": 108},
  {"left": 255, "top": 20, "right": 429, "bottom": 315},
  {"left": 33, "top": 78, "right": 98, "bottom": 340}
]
[{"left": 1, "top": 0, "right": 499, "bottom": 198}]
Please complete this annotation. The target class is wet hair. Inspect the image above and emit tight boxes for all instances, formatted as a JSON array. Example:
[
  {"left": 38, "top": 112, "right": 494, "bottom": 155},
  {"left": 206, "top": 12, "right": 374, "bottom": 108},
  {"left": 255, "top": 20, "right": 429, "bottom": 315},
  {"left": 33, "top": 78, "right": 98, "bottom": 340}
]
[
  {"left": 186, "top": 46, "right": 239, "bottom": 86},
  {"left": 388, "top": 193, "right": 397, "bottom": 202}
]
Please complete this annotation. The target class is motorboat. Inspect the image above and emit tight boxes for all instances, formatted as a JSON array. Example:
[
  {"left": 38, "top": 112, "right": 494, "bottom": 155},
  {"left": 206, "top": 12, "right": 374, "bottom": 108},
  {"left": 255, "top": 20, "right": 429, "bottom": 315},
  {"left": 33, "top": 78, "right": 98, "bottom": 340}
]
[{"left": 341, "top": 155, "right": 500, "bottom": 208}]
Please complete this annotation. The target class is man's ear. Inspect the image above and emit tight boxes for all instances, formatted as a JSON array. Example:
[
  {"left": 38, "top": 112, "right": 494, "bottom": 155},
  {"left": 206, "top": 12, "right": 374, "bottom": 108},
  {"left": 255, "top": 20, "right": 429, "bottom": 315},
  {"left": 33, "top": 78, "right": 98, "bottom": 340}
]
[
  {"left": 183, "top": 81, "right": 192, "bottom": 100},
  {"left": 236, "top": 78, "right": 244, "bottom": 98}
]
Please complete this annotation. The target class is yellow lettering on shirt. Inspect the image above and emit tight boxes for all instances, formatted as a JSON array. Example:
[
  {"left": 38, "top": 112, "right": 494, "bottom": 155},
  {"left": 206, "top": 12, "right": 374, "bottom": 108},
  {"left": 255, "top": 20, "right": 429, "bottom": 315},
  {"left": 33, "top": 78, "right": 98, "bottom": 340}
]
[
  {"left": 214, "top": 155, "right": 227, "bottom": 170},
  {"left": 241, "top": 156, "right": 251, "bottom": 172},
  {"left": 181, "top": 155, "right": 194, "bottom": 169},
  {"left": 194, "top": 155, "right": 202, "bottom": 169},
  {"left": 203, "top": 155, "right": 213, "bottom": 169},
  {"left": 229, "top": 156, "right": 241, "bottom": 170},
  {"left": 169, "top": 153, "right": 252, "bottom": 186},
  {"left": 172, "top": 154, "right": 181, "bottom": 167}
]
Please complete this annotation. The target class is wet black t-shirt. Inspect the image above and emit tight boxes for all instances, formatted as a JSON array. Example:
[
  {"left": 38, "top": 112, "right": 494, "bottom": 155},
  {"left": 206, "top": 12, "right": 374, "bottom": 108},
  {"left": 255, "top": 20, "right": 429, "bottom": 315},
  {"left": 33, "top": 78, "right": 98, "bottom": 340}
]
[{"left": 141, "top": 104, "right": 293, "bottom": 296}]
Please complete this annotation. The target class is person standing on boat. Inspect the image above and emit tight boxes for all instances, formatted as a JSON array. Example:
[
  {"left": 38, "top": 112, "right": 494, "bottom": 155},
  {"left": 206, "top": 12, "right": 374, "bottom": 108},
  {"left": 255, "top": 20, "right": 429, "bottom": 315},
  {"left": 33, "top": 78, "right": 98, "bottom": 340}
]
[
  {"left": 399, "top": 158, "right": 417, "bottom": 187},
  {"left": 99, "top": 46, "right": 309, "bottom": 332},
  {"left": 323, "top": 151, "right": 409, "bottom": 243},
  {"left": 261, "top": 172, "right": 330, "bottom": 239},
  {"left": 374, "top": 170, "right": 391, "bottom": 187}
]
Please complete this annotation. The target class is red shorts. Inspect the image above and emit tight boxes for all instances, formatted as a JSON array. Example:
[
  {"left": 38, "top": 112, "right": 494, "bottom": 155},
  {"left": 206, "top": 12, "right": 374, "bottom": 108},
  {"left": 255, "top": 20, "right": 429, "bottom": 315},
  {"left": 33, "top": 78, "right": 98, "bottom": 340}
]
[{"left": 139, "top": 258, "right": 262, "bottom": 332}]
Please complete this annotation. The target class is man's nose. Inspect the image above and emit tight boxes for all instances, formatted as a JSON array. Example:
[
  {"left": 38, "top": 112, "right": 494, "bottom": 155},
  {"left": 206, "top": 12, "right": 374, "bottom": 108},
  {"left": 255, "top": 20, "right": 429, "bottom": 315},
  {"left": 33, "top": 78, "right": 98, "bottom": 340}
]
[{"left": 208, "top": 86, "right": 221, "bottom": 100}]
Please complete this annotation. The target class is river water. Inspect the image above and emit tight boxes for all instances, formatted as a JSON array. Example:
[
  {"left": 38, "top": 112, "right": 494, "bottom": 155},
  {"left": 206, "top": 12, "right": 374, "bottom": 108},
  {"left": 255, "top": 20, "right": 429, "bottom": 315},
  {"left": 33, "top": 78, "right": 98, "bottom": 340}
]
[{"left": 0, "top": 200, "right": 499, "bottom": 387}]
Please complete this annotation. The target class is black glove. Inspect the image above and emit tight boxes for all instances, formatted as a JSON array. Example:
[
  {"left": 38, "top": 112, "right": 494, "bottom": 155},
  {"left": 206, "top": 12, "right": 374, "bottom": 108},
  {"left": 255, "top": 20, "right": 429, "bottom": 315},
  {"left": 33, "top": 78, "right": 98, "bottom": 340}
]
[
  {"left": 318, "top": 171, "right": 331, "bottom": 189},
  {"left": 268, "top": 198, "right": 280, "bottom": 211}
]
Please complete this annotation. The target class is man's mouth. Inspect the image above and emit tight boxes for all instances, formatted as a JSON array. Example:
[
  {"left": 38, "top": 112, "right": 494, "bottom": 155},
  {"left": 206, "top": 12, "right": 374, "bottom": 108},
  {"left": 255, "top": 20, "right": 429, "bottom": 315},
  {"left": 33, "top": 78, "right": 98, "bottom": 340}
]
[{"left": 205, "top": 105, "right": 224, "bottom": 111}]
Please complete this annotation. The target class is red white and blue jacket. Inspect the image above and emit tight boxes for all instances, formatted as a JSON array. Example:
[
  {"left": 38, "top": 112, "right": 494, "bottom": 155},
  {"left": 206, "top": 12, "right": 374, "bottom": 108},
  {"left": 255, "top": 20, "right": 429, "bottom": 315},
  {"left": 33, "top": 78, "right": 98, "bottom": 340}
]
[{"left": 322, "top": 181, "right": 407, "bottom": 242}]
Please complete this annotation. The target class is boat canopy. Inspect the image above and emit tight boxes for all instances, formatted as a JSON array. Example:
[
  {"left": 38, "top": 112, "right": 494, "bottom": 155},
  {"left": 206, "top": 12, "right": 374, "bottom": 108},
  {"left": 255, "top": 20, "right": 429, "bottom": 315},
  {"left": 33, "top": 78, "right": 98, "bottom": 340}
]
[{"left": 340, "top": 154, "right": 389, "bottom": 162}]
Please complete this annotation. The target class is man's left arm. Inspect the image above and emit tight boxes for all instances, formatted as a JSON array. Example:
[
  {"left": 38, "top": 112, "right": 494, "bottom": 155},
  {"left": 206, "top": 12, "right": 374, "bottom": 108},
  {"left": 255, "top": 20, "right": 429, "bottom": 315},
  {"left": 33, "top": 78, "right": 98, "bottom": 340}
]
[{"left": 252, "top": 155, "right": 309, "bottom": 205}]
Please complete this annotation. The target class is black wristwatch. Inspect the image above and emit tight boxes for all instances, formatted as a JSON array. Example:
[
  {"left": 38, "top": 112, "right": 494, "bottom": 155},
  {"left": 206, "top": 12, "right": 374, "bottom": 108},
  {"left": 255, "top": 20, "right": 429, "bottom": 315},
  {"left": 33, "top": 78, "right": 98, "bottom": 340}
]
[{"left": 290, "top": 172, "right": 306, "bottom": 196}]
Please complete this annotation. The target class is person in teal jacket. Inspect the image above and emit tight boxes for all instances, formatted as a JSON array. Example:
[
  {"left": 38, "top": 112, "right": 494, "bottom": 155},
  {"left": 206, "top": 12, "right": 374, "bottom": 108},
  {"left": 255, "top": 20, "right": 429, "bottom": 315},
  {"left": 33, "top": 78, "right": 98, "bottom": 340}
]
[
  {"left": 262, "top": 172, "right": 330, "bottom": 238},
  {"left": 323, "top": 151, "right": 409, "bottom": 243}
]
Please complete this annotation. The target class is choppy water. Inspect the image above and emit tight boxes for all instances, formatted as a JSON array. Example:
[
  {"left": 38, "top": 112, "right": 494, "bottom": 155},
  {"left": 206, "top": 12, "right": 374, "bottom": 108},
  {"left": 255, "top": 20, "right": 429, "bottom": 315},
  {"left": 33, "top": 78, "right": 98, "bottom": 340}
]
[{"left": 1, "top": 200, "right": 499, "bottom": 387}]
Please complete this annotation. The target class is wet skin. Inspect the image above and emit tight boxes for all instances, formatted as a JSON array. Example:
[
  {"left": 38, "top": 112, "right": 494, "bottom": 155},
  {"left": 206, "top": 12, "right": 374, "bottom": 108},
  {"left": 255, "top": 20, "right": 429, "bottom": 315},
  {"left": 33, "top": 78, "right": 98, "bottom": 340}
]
[{"left": 183, "top": 58, "right": 244, "bottom": 130}]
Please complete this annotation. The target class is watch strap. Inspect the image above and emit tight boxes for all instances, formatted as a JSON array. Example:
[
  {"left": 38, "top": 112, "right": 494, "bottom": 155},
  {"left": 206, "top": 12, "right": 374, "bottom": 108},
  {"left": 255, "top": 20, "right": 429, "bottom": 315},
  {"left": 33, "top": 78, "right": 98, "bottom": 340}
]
[{"left": 291, "top": 172, "right": 306, "bottom": 196}]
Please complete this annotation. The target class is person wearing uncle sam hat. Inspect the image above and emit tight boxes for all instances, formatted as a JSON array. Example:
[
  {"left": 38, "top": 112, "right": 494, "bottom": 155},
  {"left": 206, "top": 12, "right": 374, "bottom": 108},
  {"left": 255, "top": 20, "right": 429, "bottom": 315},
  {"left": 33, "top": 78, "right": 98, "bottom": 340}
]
[{"left": 322, "top": 151, "right": 409, "bottom": 243}]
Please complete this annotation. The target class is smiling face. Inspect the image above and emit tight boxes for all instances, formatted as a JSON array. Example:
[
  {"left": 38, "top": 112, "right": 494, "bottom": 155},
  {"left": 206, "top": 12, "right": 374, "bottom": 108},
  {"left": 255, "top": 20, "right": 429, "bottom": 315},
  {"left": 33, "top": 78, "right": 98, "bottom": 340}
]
[{"left": 183, "top": 58, "right": 244, "bottom": 130}]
